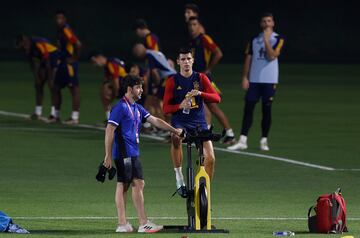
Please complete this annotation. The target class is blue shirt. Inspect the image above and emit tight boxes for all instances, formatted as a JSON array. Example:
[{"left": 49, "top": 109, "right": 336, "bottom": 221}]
[{"left": 108, "top": 97, "right": 150, "bottom": 159}]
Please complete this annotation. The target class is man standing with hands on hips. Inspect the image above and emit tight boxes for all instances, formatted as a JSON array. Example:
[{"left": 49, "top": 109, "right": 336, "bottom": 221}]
[
  {"left": 228, "top": 12, "right": 284, "bottom": 151},
  {"left": 103, "top": 75, "right": 183, "bottom": 233}
]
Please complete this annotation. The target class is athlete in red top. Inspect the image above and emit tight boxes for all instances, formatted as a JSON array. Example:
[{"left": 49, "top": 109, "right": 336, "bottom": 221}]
[{"left": 163, "top": 47, "right": 220, "bottom": 197}]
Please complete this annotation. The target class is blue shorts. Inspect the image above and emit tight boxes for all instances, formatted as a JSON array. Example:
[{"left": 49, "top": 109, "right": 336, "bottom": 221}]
[
  {"left": 39, "top": 51, "right": 60, "bottom": 70},
  {"left": 55, "top": 61, "right": 79, "bottom": 88},
  {"left": 245, "top": 83, "right": 277, "bottom": 103},
  {"left": 49, "top": 51, "right": 60, "bottom": 69},
  {"left": 171, "top": 119, "right": 208, "bottom": 132}
]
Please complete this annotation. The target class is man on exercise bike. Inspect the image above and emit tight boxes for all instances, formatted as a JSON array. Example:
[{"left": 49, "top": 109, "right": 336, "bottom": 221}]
[{"left": 163, "top": 47, "right": 221, "bottom": 197}]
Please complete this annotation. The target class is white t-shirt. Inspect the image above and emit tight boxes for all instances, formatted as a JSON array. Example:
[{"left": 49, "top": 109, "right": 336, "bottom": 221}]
[{"left": 247, "top": 32, "right": 284, "bottom": 84}]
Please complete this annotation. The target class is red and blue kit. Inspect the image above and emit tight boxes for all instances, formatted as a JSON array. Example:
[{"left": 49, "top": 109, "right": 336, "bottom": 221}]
[
  {"left": 163, "top": 72, "right": 220, "bottom": 130},
  {"left": 189, "top": 34, "right": 218, "bottom": 73},
  {"left": 105, "top": 58, "right": 127, "bottom": 81},
  {"left": 56, "top": 23, "right": 80, "bottom": 88},
  {"left": 30, "top": 37, "right": 59, "bottom": 68},
  {"left": 144, "top": 33, "right": 160, "bottom": 51}
]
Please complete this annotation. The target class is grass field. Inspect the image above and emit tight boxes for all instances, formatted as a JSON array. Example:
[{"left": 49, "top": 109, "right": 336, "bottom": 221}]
[{"left": 1, "top": 62, "right": 360, "bottom": 237}]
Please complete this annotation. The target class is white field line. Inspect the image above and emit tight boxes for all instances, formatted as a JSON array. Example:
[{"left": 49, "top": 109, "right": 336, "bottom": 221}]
[
  {"left": 335, "top": 168, "right": 360, "bottom": 171},
  {"left": 0, "top": 110, "right": 29, "bottom": 119},
  {"left": 11, "top": 216, "right": 360, "bottom": 221},
  {"left": 0, "top": 110, "right": 358, "bottom": 172},
  {"left": 0, "top": 127, "right": 101, "bottom": 133},
  {"left": 215, "top": 147, "right": 335, "bottom": 171}
]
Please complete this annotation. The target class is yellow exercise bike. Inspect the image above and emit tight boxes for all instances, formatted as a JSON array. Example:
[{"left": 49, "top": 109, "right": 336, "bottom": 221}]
[{"left": 164, "top": 127, "right": 228, "bottom": 233}]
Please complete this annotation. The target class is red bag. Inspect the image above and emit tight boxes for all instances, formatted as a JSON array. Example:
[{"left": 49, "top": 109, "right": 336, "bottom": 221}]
[{"left": 308, "top": 188, "right": 348, "bottom": 233}]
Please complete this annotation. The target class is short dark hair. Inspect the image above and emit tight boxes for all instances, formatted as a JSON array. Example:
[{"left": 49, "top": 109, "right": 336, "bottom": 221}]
[
  {"left": 188, "top": 16, "right": 201, "bottom": 24},
  {"left": 261, "top": 12, "right": 274, "bottom": 20},
  {"left": 125, "top": 62, "right": 139, "bottom": 73},
  {"left": 178, "top": 47, "right": 192, "bottom": 57},
  {"left": 55, "top": 9, "right": 66, "bottom": 16},
  {"left": 185, "top": 3, "right": 200, "bottom": 14},
  {"left": 133, "top": 18, "right": 148, "bottom": 30},
  {"left": 123, "top": 75, "right": 143, "bottom": 89}
]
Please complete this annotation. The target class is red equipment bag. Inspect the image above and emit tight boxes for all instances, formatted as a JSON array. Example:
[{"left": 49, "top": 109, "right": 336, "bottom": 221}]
[{"left": 308, "top": 188, "right": 348, "bottom": 233}]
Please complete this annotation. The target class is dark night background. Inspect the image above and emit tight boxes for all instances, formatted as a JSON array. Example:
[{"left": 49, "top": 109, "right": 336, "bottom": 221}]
[{"left": 0, "top": 0, "right": 358, "bottom": 63}]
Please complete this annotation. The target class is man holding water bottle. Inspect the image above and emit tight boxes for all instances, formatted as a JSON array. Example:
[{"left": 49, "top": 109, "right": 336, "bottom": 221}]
[{"left": 163, "top": 47, "right": 221, "bottom": 197}]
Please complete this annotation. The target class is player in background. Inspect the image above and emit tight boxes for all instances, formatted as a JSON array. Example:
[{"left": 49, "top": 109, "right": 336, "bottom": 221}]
[
  {"left": 133, "top": 18, "right": 161, "bottom": 52},
  {"left": 15, "top": 35, "right": 59, "bottom": 120},
  {"left": 133, "top": 19, "right": 175, "bottom": 71},
  {"left": 133, "top": 43, "right": 176, "bottom": 136},
  {"left": 228, "top": 12, "right": 284, "bottom": 151},
  {"left": 184, "top": 3, "right": 205, "bottom": 34},
  {"left": 163, "top": 48, "right": 220, "bottom": 197},
  {"left": 90, "top": 52, "right": 127, "bottom": 120},
  {"left": 50, "top": 9, "right": 82, "bottom": 124},
  {"left": 188, "top": 16, "right": 235, "bottom": 144}
]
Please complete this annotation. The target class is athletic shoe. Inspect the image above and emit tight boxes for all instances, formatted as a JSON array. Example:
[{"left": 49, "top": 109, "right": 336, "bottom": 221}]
[
  {"left": 115, "top": 222, "right": 133, "bottom": 233},
  {"left": 260, "top": 138, "right": 270, "bottom": 151},
  {"left": 221, "top": 129, "right": 236, "bottom": 145},
  {"left": 46, "top": 115, "right": 60, "bottom": 123},
  {"left": 222, "top": 135, "right": 236, "bottom": 145},
  {"left": 174, "top": 179, "right": 188, "bottom": 198},
  {"left": 7, "top": 223, "right": 30, "bottom": 234},
  {"left": 138, "top": 220, "right": 163, "bottom": 233},
  {"left": 62, "top": 118, "right": 79, "bottom": 125},
  {"left": 177, "top": 185, "right": 188, "bottom": 198},
  {"left": 227, "top": 140, "right": 248, "bottom": 150}
]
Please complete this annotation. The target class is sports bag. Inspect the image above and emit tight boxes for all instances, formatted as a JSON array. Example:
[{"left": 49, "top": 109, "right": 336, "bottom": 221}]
[{"left": 308, "top": 188, "right": 348, "bottom": 233}]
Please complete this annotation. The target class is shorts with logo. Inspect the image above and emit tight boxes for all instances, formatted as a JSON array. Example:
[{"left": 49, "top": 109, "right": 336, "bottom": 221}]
[
  {"left": 114, "top": 156, "right": 144, "bottom": 183},
  {"left": 55, "top": 61, "right": 79, "bottom": 88}
]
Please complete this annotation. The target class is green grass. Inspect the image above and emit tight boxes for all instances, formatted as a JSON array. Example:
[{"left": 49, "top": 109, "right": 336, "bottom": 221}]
[{"left": 0, "top": 62, "right": 360, "bottom": 237}]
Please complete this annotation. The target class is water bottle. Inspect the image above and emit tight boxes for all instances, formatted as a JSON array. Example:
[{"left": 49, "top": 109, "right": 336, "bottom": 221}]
[
  {"left": 273, "top": 231, "right": 295, "bottom": 236},
  {"left": 182, "top": 98, "right": 192, "bottom": 114}
]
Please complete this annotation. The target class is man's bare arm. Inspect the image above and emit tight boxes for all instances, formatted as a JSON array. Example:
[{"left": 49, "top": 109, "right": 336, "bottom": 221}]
[
  {"left": 104, "top": 124, "right": 116, "bottom": 168},
  {"left": 241, "top": 54, "right": 252, "bottom": 90},
  {"left": 206, "top": 47, "right": 223, "bottom": 74}
]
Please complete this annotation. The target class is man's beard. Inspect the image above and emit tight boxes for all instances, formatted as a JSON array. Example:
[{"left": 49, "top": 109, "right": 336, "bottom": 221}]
[{"left": 133, "top": 93, "right": 141, "bottom": 101}]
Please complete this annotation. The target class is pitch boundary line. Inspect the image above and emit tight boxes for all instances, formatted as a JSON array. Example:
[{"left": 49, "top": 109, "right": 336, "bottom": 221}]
[
  {"left": 11, "top": 216, "right": 360, "bottom": 221},
  {"left": 0, "top": 126, "right": 102, "bottom": 134},
  {"left": 214, "top": 147, "right": 335, "bottom": 171},
  {"left": 0, "top": 110, "right": 358, "bottom": 171}
]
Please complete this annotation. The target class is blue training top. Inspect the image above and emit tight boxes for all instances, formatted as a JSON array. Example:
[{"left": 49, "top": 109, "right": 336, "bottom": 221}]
[
  {"left": 170, "top": 72, "right": 207, "bottom": 130},
  {"left": 108, "top": 97, "right": 150, "bottom": 159}
]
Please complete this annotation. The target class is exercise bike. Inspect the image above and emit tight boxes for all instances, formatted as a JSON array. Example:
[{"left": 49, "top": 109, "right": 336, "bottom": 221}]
[{"left": 163, "top": 127, "right": 229, "bottom": 233}]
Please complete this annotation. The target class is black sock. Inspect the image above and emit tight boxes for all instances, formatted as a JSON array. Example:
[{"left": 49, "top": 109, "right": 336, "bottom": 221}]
[
  {"left": 261, "top": 101, "right": 272, "bottom": 138},
  {"left": 240, "top": 101, "right": 256, "bottom": 136}
]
